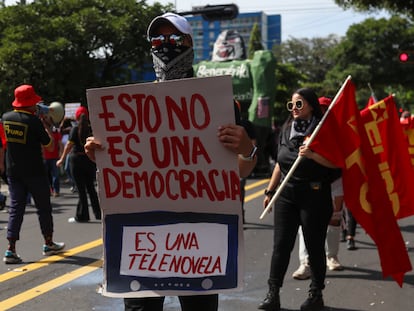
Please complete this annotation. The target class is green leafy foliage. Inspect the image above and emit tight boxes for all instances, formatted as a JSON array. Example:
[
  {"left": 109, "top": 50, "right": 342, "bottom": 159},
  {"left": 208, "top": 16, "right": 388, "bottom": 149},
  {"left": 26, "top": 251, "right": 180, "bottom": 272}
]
[
  {"left": 0, "top": 0, "right": 169, "bottom": 113},
  {"left": 272, "top": 14, "right": 414, "bottom": 110},
  {"left": 335, "top": 0, "right": 414, "bottom": 19},
  {"left": 325, "top": 16, "right": 414, "bottom": 106},
  {"left": 272, "top": 34, "right": 339, "bottom": 117}
]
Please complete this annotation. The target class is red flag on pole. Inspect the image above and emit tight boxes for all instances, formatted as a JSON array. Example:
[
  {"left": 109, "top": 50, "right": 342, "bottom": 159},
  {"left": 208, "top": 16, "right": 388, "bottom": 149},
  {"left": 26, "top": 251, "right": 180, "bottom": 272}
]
[
  {"left": 399, "top": 111, "right": 414, "bottom": 167},
  {"left": 310, "top": 79, "right": 412, "bottom": 286},
  {"left": 366, "top": 83, "right": 377, "bottom": 108},
  {"left": 366, "top": 95, "right": 376, "bottom": 107},
  {"left": 360, "top": 96, "right": 414, "bottom": 219}
]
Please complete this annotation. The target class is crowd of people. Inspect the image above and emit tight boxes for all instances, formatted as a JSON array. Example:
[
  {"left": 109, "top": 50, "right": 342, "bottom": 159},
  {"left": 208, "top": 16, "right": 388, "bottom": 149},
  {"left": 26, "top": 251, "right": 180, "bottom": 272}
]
[{"left": 5, "top": 11, "right": 411, "bottom": 311}]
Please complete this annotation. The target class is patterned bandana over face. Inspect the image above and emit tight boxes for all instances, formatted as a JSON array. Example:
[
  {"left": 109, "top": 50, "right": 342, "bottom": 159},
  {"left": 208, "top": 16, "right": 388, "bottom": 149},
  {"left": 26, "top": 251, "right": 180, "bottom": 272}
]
[
  {"left": 151, "top": 43, "right": 194, "bottom": 81},
  {"left": 294, "top": 118, "right": 312, "bottom": 133},
  {"left": 289, "top": 116, "right": 318, "bottom": 140}
]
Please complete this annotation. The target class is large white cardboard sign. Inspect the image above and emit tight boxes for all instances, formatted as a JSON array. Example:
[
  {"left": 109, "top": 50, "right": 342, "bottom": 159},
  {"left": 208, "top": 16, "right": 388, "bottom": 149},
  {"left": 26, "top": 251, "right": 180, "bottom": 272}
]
[{"left": 86, "top": 76, "right": 244, "bottom": 298}]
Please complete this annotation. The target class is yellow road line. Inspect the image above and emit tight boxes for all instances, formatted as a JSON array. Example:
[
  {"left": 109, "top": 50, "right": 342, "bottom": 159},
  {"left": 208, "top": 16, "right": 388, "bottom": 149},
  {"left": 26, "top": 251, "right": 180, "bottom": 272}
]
[
  {"left": 245, "top": 190, "right": 265, "bottom": 202},
  {"left": 245, "top": 179, "right": 269, "bottom": 201},
  {"left": 0, "top": 260, "right": 103, "bottom": 310},
  {"left": 0, "top": 238, "right": 102, "bottom": 283},
  {"left": 0, "top": 178, "right": 268, "bottom": 309},
  {"left": 245, "top": 178, "right": 269, "bottom": 190}
]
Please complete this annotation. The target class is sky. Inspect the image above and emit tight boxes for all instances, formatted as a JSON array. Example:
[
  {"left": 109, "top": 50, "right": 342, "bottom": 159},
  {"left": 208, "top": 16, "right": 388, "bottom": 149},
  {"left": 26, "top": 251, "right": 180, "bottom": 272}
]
[
  {"left": 146, "top": 0, "right": 389, "bottom": 40},
  {"left": 5, "top": 0, "right": 389, "bottom": 41}
]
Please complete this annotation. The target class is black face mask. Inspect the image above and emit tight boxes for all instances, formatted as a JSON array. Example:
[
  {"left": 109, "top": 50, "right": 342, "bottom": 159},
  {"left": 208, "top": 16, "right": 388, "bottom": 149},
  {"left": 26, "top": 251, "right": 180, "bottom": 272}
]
[
  {"left": 151, "top": 43, "right": 194, "bottom": 81},
  {"left": 289, "top": 116, "right": 318, "bottom": 140},
  {"left": 293, "top": 118, "right": 312, "bottom": 133}
]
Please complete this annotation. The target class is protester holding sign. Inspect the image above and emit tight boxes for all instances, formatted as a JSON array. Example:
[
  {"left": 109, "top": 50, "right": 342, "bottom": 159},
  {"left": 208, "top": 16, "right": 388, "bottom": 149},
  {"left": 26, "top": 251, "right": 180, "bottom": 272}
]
[
  {"left": 85, "top": 12, "right": 256, "bottom": 311},
  {"left": 259, "top": 88, "right": 339, "bottom": 311}
]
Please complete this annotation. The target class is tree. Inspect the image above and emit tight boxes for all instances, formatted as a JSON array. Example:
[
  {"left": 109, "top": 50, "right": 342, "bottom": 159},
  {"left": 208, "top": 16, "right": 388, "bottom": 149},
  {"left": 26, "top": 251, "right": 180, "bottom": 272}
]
[
  {"left": 274, "top": 35, "right": 340, "bottom": 97},
  {"left": 335, "top": 0, "right": 414, "bottom": 19},
  {"left": 0, "top": 0, "right": 169, "bottom": 113},
  {"left": 324, "top": 16, "right": 414, "bottom": 106},
  {"left": 247, "top": 23, "right": 263, "bottom": 59}
]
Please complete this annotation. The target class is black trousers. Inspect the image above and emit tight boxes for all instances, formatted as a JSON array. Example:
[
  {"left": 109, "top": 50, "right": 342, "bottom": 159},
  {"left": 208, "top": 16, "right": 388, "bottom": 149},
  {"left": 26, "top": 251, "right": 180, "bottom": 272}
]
[
  {"left": 70, "top": 154, "right": 101, "bottom": 221},
  {"left": 124, "top": 294, "right": 218, "bottom": 311},
  {"left": 268, "top": 182, "right": 332, "bottom": 291},
  {"left": 7, "top": 174, "right": 53, "bottom": 240},
  {"left": 344, "top": 207, "right": 357, "bottom": 236}
]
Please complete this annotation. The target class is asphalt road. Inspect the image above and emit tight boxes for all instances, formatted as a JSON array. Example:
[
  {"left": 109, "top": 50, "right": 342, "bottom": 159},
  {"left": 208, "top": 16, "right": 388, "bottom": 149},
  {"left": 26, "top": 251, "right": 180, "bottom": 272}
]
[{"left": 0, "top": 179, "right": 413, "bottom": 311}]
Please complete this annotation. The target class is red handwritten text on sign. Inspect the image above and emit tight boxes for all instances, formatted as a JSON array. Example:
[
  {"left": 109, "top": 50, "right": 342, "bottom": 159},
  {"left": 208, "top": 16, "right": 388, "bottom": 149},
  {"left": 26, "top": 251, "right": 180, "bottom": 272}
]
[
  {"left": 96, "top": 92, "right": 240, "bottom": 202},
  {"left": 120, "top": 223, "right": 228, "bottom": 278}
]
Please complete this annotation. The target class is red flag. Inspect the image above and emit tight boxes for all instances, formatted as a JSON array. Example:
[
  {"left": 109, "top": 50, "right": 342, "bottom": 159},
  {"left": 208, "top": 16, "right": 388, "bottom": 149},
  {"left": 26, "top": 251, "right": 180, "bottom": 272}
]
[
  {"left": 310, "top": 79, "right": 412, "bottom": 286},
  {"left": 365, "top": 95, "right": 376, "bottom": 107},
  {"left": 360, "top": 96, "right": 414, "bottom": 219},
  {"left": 399, "top": 111, "right": 414, "bottom": 167},
  {"left": 403, "top": 128, "right": 414, "bottom": 167}
]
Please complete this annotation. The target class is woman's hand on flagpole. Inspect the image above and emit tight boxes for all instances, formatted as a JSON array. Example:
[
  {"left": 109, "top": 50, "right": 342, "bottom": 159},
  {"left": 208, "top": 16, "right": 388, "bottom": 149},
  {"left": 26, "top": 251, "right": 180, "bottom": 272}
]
[{"left": 299, "top": 145, "right": 338, "bottom": 168}]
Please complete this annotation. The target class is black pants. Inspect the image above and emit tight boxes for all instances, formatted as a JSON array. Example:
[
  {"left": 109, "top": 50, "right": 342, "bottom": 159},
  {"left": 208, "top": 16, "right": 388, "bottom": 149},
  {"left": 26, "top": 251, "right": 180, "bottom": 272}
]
[
  {"left": 344, "top": 207, "right": 357, "bottom": 236},
  {"left": 7, "top": 174, "right": 53, "bottom": 240},
  {"left": 124, "top": 294, "right": 218, "bottom": 311},
  {"left": 70, "top": 154, "right": 101, "bottom": 221},
  {"left": 268, "top": 182, "right": 332, "bottom": 291}
]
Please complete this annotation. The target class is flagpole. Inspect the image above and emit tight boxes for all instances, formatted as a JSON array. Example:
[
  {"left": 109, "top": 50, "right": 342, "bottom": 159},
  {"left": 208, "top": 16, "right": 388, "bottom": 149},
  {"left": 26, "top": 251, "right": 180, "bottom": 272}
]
[
  {"left": 368, "top": 82, "right": 378, "bottom": 102},
  {"left": 259, "top": 75, "right": 352, "bottom": 219}
]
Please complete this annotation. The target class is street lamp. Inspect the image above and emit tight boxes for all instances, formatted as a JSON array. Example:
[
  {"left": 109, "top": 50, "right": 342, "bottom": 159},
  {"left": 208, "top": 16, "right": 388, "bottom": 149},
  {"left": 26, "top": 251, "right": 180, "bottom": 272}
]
[{"left": 179, "top": 4, "right": 239, "bottom": 21}]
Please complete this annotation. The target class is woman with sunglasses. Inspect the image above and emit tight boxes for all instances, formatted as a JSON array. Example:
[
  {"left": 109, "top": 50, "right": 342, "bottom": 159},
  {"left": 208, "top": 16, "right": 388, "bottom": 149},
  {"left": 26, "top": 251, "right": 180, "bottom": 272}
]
[{"left": 259, "top": 88, "right": 339, "bottom": 311}]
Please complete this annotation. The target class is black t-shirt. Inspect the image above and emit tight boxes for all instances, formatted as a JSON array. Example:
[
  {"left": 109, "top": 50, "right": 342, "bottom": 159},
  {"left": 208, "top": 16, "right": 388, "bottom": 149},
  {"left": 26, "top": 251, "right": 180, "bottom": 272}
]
[
  {"left": 68, "top": 123, "right": 93, "bottom": 154},
  {"left": 277, "top": 121, "right": 339, "bottom": 184},
  {"left": 3, "top": 110, "right": 51, "bottom": 177},
  {"left": 68, "top": 125, "right": 84, "bottom": 154}
]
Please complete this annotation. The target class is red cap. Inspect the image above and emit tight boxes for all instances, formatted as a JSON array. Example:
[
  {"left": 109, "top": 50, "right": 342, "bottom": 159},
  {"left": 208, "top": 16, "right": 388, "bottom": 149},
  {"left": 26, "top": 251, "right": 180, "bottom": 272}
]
[
  {"left": 318, "top": 96, "right": 332, "bottom": 107},
  {"left": 12, "top": 84, "right": 42, "bottom": 108},
  {"left": 75, "top": 106, "right": 89, "bottom": 120}
]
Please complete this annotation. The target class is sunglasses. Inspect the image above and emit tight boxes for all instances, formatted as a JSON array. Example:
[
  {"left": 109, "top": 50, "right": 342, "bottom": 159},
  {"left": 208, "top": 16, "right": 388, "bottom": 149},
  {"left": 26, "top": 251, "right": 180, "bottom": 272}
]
[
  {"left": 148, "top": 34, "right": 186, "bottom": 48},
  {"left": 286, "top": 100, "right": 304, "bottom": 111}
]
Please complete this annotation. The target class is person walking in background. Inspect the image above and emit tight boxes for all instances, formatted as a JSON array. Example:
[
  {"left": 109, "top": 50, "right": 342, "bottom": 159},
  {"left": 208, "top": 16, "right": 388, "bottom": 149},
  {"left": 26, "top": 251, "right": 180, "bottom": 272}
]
[
  {"left": 259, "top": 88, "right": 339, "bottom": 311},
  {"left": 0, "top": 119, "right": 7, "bottom": 209},
  {"left": 84, "top": 12, "right": 257, "bottom": 311},
  {"left": 2, "top": 84, "right": 65, "bottom": 264},
  {"left": 59, "top": 116, "right": 76, "bottom": 193},
  {"left": 343, "top": 207, "right": 358, "bottom": 250},
  {"left": 57, "top": 106, "right": 101, "bottom": 223},
  {"left": 43, "top": 117, "right": 63, "bottom": 197}
]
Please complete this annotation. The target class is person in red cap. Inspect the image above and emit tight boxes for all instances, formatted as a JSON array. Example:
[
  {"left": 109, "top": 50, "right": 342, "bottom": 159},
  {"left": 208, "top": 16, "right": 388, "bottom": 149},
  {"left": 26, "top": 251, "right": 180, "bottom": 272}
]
[
  {"left": 57, "top": 106, "right": 101, "bottom": 223},
  {"left": 2, "top": 84, "right": 65, "bottom": 264}
]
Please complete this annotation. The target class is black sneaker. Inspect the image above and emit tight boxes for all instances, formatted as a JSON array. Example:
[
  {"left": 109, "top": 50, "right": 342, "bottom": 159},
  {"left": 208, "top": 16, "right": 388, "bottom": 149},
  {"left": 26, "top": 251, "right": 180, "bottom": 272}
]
[
  {"left": 347, "top": 238, "right": 357, "bottom": 250},
  {"left": 43, "top": 242, "right": 65, "bottom": 256},
  {"left": 301, "top": 291, "right": 324, "bottom": 311},
  {"left": 3, "top": 250, "right": 23, "bottom": 264}
]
